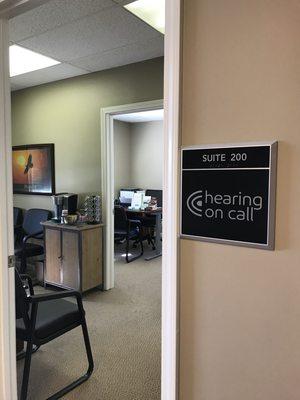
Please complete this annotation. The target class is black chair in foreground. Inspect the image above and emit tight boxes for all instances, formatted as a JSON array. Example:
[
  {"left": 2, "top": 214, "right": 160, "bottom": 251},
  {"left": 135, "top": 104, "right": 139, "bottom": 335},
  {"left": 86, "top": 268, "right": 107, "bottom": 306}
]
[
  {"left": 15, "top": 208, "right": 52, "bottom": 274},
  {"left": 15, "top": 270, "right": 94, "bottom": 400},
  {"left": 114, "top": 205, "right": 144, "bottom": 263}
]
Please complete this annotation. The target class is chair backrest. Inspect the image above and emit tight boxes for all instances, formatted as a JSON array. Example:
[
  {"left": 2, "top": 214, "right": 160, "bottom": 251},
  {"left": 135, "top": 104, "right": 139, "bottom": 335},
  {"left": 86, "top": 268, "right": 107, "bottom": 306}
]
[
  {"left": 145, "top": 189, "right": 163, "bottom": 207},
  {"left": 114, "top": 206, "right": 128, "bottom": 231},
  {"left": 23, "top": 208, "right": 52, "bottom": 235},
  {"left": 13, "top": 207, "right": 23, "bottom": 227},
  {"left": 14, "top": 270, "right": 30, "bottom": 327}
]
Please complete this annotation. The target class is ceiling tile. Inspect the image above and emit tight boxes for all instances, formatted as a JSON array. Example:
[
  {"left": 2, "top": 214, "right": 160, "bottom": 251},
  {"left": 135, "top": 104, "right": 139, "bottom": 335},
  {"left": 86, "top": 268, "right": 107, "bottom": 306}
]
[
  {"left": 10, "top": 63, "right": 88, "bottom": 91},
  {"left": 17, "top": 6, "right": 160, "bottom": 63},
  {"left": 9, "top": 0, "right": 115, "bottom": 42},
  {"left": 72, "top": 36, "right": 164, "bottom": 72}
]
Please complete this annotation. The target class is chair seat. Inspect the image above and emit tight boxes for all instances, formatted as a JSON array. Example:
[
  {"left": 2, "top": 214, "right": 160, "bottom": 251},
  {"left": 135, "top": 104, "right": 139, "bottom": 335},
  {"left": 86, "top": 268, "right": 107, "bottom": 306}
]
[
  {"left": 15, "top": 243, "right": 44, "bottom": 258},
  {"left": 115, "top": 228, "right": 138, "bottom": 238},
  {"left": 16, "top": 298, "right": 81, "bottom": 340}
]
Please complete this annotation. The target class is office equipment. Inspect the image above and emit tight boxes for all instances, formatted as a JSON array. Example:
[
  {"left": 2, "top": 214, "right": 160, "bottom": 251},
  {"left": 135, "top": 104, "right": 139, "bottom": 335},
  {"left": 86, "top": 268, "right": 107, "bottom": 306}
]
[
  {"left": 114, "top": 205, "right": 143, "bottom": 263},
  {"left": 130, "top": 192, "right": 143, "bottom": 209},
  {"left": 42, "top": 221, "right": 103, "bottom": 292},
  {"left": 14, "top": 208, "right": 52, "bottom": 273},
  {"left": 119, "top": 188, "right": 141, "bottom": 205},
  {"left": 145, "top": 189, "right": 163, "bottom": 207},
  {"left": 15, "top": 270, "right": 93, "bottom": 400},
  {"left": 52, "top": 193, "right": 78, "bottom": 221}
]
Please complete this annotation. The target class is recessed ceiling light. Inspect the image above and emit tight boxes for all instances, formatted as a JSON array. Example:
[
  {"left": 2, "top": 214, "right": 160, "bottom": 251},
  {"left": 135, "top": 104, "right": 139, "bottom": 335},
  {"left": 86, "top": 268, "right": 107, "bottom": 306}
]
[
  {"left": 124, "top": 0, "right": 165, "bottom": 34},
  {"left": 9, "top": 44, "right": 60, "bottom": 77}
]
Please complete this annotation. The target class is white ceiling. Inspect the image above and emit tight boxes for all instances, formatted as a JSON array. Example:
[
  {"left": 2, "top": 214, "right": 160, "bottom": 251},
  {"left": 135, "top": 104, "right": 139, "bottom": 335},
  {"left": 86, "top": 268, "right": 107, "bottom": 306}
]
[
  {"left": 9, "top": 0, "right": 164, "bottom": 91},
  {"left": 114, "top": 109, "right": 164, "bottom": 123}
]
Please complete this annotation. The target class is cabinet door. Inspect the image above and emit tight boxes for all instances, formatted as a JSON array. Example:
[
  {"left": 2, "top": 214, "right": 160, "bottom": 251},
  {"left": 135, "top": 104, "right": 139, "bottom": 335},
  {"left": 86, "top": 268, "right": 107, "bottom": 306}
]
[
  {"left": 62, "top": 231, "right": 80, "bottom": 290},
  {"left": 82, "top": 227, "right": 103, "bottom": 291},
  {"left": 45, "top": 228, "right": 61, "bottom": 284}
]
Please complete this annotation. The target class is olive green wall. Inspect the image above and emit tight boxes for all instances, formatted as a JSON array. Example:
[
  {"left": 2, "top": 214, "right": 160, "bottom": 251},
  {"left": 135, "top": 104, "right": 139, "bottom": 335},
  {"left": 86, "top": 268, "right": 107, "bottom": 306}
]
[{"left": 11, "top": 57, "right": 164, "bottom": 211}]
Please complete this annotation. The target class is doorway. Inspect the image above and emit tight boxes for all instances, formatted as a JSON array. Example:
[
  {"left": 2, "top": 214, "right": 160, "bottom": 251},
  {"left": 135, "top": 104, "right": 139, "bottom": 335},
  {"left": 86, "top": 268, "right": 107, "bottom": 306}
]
[
  {"left": 101, "top": 99, "right": 163, "bottom": 290},
  {"left": 0, "top": 0, "right": 180, "bottom": 399}
]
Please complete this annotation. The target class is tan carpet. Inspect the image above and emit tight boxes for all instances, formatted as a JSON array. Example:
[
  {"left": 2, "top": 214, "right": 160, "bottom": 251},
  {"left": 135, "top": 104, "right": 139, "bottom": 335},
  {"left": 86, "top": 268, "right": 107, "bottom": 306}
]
[{"left": 17, "top": 243, "right": 161, "bottom": 400}]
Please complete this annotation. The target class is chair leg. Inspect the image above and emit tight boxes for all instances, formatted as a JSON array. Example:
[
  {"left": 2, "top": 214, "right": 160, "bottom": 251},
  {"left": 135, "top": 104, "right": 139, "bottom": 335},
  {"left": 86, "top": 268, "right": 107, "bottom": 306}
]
[
  {"left": 126, "top": 235, "right": 130, "bottom": 263},
  {"left": 20, "top": 341, "right": 33, "bottom": 400},
  {"left": 46, "top": 321, "right": 94, "bottom": 400},
  {"left": 17, "top": 344, "right": 40, "bottom": 361},
  {"left": 81, "top": 319, "right": 94, "bottom": 376}
]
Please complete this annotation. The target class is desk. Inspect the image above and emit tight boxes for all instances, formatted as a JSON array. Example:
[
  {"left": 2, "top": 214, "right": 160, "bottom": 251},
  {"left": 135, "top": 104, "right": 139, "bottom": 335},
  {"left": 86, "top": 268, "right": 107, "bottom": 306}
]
[{"left": 125, "top": 208, "right": 162, "bottom": 261}]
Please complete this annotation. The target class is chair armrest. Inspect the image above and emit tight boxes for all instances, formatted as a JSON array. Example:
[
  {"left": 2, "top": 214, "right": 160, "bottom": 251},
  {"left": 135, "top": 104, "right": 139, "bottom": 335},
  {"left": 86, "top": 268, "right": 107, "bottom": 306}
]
[
  {"left": 29, "top": 290, "right": 82, "bottom": 303},
  {"left": 29, "top": 290, "right": 85, "bottom": 316},
  {"left": 22, "top": 232, "right": 44, "bottom": 245},
  {"left": 20, "top": 274, "right": 34, "bottom": 295}
]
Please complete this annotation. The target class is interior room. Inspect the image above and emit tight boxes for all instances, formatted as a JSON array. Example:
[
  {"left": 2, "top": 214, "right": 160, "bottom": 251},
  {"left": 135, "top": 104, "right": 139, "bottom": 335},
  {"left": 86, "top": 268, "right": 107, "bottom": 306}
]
[
  {"left": 9, "top": 1, "right": 164, "bottom": 399},
  {"left": 113, "top": 109, "right": 163, "bottom": 262}
]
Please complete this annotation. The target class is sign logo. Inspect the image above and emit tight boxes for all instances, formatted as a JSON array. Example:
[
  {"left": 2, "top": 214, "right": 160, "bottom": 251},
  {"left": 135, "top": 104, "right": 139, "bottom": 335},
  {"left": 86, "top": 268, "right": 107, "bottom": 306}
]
[
  {"left": 186, "top": 190, "right": 203, "bottom": 217},
  {"left": 187, "top": 189, "right": 263, "bottom": 222}
]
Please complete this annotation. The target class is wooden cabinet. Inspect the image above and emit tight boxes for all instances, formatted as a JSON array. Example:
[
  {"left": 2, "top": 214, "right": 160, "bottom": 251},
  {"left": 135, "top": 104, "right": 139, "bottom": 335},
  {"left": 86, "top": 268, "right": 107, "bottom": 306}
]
[{"left": 42, "top": 221, "right": 103, "bottom": 292}]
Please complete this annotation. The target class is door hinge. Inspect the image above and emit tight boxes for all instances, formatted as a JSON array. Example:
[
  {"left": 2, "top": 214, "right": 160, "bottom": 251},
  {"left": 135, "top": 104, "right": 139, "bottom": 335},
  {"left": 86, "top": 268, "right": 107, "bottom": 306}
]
[{"left": 8, "top": 255, "right": 16, "bottom": 269}]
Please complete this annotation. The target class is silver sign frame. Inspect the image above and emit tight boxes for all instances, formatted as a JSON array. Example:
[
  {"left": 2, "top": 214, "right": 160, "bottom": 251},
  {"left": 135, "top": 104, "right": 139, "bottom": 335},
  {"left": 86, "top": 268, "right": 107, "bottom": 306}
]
[{"left": 180, "top": 141, "right": 278, "bottom": 250}]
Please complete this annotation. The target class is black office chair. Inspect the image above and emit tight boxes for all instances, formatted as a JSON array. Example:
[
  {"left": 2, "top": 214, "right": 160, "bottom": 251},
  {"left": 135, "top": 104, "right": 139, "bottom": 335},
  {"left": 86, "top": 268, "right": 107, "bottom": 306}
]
[
  {"left": 15, "top": 270, "right": 94, "bottom": 400},
  {"left": 14, "top": 207, "right": 23, "bottom": 245},
  {"left": 114, "top": 205, "right": 144, "bottom": 263},
  {"left": 142, "top": 190, "right": 163, "bottom": 249},
  {"left": 15, "top": 208, "right": 52, "bottom": 274}
]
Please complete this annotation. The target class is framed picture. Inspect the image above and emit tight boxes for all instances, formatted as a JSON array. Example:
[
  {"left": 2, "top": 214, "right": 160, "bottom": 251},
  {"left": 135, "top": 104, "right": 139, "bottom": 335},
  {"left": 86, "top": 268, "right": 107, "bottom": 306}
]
[{"left": 12, "top": 144, "right": 55, "bottom": 195}]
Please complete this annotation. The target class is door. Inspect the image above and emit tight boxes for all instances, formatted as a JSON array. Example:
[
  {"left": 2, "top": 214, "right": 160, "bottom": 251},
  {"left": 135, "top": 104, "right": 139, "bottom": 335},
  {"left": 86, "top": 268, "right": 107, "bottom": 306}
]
[{"left": 0, "top": 18, "right": 17, "bottom": 400}]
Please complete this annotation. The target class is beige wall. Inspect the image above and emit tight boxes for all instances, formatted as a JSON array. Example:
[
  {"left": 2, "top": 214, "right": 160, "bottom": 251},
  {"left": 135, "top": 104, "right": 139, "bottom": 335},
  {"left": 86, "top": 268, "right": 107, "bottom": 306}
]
[
  {"left": 11, "top": 57, "right": 164, "bottom": 211},
  {"left": 130, "top": 120, "right": 163, "bottom": 190},
  {"left": 180, "top": 1, "right": 300, "bottom": 400},
  {"left": 114, "top": 120, "right": 163, "bottom": 198}
]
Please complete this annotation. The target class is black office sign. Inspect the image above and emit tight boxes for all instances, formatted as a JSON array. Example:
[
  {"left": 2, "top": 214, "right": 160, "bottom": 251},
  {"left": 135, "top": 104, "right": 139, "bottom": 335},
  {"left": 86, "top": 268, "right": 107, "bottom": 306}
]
[{"left": 181, "top": 142, "right": 278, "bottom": 249}]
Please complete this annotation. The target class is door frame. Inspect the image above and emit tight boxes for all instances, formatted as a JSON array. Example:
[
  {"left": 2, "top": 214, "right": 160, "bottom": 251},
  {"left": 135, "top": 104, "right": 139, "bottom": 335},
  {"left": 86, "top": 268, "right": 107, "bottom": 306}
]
[
  {"left": 100, "top": 98, "right": 164, "bottom": 291},
  {"left": 0, "top": 0, "right": 181, "bottom": 399}
]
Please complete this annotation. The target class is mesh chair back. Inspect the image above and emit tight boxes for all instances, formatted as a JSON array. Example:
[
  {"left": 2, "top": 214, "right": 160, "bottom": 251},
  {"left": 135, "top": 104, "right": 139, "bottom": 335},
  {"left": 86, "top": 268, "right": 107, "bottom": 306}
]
[
  {"left": 15, "top": 270, "right": 30, "bottom": 327},
  {"left": 145, "top": 189, "right": 163, "bottom": 207},
  {"left": 114, "top": 206, "right": 128, "bottom": 232},
  {"left": 23, "top": 208, "right": 52, "bottom": 235},
  {"left": 13, "top": 207, "right": 23, "bottom": 227}
]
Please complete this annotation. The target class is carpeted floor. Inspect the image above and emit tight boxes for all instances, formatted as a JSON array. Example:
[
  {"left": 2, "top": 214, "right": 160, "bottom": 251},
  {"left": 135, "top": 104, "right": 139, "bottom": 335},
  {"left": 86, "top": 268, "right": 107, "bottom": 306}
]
[{"left": 17, "top": 243, "right": 161, "bottom": 400}]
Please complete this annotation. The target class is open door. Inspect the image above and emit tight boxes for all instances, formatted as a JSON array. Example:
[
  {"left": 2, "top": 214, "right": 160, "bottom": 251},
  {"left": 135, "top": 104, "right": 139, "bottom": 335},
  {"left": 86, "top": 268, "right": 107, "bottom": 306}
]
[{"left": 0, "top": 18, "right": 17, "bottom": 400}]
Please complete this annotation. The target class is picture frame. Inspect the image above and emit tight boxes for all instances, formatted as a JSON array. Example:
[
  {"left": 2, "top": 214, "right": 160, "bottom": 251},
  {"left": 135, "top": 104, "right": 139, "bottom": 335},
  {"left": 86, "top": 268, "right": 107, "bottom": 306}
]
[{"left": 12, "top": 143, "right": 55, "bottom": 195}]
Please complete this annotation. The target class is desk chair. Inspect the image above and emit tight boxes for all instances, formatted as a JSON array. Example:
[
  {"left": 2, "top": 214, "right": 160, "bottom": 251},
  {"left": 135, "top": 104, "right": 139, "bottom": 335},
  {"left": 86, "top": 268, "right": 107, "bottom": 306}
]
[
  {"left": 14, "top": 207, "right": 23, "bottom": 245},
  {"left": 15, "top": 270, "right": 94, "bottom": 400},
  {"left": 114, "top": 205, "right": 144, "bottom": 263},
  {"left": 142, "top": 190, "right": 163, "bottom": 248},
  {"left": 15, "top": 208, "right": 52, "bottom": 274}
]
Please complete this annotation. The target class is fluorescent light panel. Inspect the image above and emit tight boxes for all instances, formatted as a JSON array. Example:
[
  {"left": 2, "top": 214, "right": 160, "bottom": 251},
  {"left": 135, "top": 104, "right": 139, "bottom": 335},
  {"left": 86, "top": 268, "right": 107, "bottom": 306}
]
[
  {"left": 9, "top": 45, "right": 60, "bottom": 77},
  {"left": 114, "top": 109, "right": 164, "bottom": 123},
  {"left": 125, "top": 0, "right": 165, "bottom": 34}
]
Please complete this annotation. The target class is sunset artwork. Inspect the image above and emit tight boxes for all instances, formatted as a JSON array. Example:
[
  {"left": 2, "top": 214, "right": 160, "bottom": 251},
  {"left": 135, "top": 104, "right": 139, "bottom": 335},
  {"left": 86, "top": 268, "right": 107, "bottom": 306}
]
[{"left": 12, "top": 144, "right": 55, "bottom": 195}]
